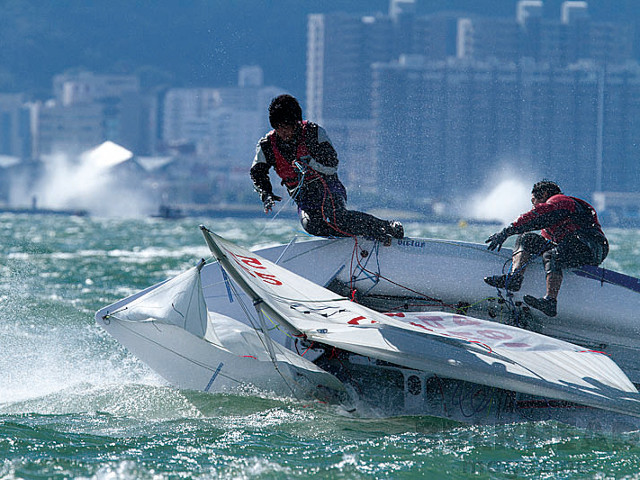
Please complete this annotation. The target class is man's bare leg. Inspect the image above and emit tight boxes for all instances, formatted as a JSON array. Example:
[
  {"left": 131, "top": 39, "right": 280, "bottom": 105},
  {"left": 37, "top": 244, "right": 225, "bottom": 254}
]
[{"left": 546, "top": 271, "right": 563, "bottom": 300}]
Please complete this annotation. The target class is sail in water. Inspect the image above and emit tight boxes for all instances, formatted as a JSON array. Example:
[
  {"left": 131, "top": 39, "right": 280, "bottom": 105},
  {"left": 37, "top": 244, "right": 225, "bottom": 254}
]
[{"left": 104, "top": 260, "right": 208, "bottom": 338}]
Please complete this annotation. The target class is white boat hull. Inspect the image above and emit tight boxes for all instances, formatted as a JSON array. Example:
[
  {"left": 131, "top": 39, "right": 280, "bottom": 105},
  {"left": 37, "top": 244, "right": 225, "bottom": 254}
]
[{"left": 95, "top": 295, "right": 640, "bottom": 430}]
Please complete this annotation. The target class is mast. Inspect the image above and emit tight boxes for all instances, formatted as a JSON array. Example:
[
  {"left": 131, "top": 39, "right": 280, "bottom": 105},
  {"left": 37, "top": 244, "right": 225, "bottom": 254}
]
[{"left": 199, "top": 225, "right": 300, "bottom": 336}]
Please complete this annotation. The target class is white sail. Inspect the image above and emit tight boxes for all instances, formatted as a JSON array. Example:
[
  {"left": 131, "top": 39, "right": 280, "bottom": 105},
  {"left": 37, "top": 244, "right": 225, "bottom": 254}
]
[
  {"left": 107, "top": 262, "right": 208, "bottom": 338},
  {"left": 201, "top": 226, "right": 640, "bottom": 417},
  {"left": 97, "top": 259, "right": 346, "bottom": 396}
]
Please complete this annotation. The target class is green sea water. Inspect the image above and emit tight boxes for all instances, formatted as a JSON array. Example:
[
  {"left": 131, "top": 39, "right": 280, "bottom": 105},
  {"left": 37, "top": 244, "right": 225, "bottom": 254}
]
[{"left": 2, "top": 213, "right": 640, "bottom": 479}]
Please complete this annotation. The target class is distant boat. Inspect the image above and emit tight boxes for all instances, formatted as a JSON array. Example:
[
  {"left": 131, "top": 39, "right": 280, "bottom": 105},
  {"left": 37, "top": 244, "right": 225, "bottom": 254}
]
[
  {"left": 152, "top": 205, "right": 184, "bottom": 219},
  {"left": 0, "top": 205, "right": 88, "bottom": 217}
]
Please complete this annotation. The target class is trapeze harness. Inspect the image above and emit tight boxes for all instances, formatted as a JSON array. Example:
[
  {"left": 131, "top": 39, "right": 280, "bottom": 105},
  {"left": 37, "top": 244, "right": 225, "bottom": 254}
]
[{"left": 269, "top": 121, "right": 322, "bottom": 194}]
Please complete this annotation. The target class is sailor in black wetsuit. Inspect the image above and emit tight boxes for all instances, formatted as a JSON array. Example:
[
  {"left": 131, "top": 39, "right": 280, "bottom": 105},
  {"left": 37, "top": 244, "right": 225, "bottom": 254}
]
[
  {"left": 484, "top": 180, "right": 608, "bottom": 317},
  {"left": 251, "top": 94, "right": 404, "bottom": 243}
]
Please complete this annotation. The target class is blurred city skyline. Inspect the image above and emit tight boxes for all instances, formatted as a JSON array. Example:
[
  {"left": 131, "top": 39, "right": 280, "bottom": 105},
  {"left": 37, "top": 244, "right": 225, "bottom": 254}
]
[
  {"left": 2, "top": 0, "right": 639, "bottom": 100},
  {"left": 1, "top": 0, "right": 640, "bottom": 224}
]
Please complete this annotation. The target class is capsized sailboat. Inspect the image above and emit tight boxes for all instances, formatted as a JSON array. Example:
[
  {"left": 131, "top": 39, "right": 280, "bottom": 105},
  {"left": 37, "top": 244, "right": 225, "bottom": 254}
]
[
  {"left": 200, "top": 225, "right": 640, "bottom": 418},
  {"left": 96, "top": 225, "right": 640, "bottom": 427}
]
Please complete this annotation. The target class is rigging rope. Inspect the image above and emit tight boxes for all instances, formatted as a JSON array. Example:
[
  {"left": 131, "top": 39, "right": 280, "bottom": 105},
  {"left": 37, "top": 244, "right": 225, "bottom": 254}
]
[{"left": 490, "top": 240, "right": 551, "bottom": 328}]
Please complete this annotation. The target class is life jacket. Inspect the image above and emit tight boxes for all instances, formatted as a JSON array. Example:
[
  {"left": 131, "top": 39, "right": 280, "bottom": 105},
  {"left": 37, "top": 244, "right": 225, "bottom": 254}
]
[
  {"left": 543, "top": 195, "right": 605, "bottom": 242},
  {"left": 269, "top": 121, "right": 320, "bottom": 190},
  {"left": 571, "top": 197, "right": 603, "bottom": 231}
]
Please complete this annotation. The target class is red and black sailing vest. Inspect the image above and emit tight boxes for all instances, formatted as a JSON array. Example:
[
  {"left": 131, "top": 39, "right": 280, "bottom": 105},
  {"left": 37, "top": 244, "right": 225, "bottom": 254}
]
[{"left": 269, "top": 121, "right": 320, "bottom": 189}]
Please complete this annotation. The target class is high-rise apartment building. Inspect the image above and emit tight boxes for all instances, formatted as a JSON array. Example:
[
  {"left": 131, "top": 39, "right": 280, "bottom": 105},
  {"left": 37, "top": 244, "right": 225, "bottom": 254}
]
[
  {"left": 307, "top": 2, "right": 419, "bottom": 197},
  {"left": 34, "top": 101, "right": 104, "bottom": 156},
  {"left": 161, "top": 66, "right": 284, "bottom": 162},
  {"left": 308, "top": 0, "right": 633, "bottom": 123},
  {"left": 0, "top": 94, "right": 31, "bottom": 160},
  {"left": 307, "top": 12, "right": 394, "bottom": 123},
  {"left": 455, "top": 2, "right": 633, "bottom": 66},
  {"left": 600, "top": 64, "right": 640, "bottom": 193},
  {"left": 52, "top": 71, "right": 140, "bottom": 106},
  {"left": 372, "top": 58, "right": 640, "bottom": 203},
  {"left": 35, "top": 72, "right": 149, "bottom": 155},
  {"left": 309, "top": 0, "right": 638, "bottom": 208}
]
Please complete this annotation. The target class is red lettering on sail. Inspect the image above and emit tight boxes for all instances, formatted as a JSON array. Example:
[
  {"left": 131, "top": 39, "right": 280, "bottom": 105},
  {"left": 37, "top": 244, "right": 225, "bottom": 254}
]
[
  {"left": 229, "top": 253, "right": 255, "bottom": 276},
  {"left": 452, "top": 316, "right": 481, "bottom": 326},
  {"left": 348, "top": 316, "right": 377, "bottom": 325},
  {"left": 448, "top": 331, "right": 475, "bottom": 339},
  {"left": 477, "top": 330, "right": 512, "bottom": 340},
  {"left": 238, "top": 256, "right": 266, "bottom": 269},
  {"left": 256, "top": 272, "right": 282, "bottom": 285},
  {"left": 415, "top": 316, "right": 445, "bottom": 329},
  {"left": 228, "top": 252, "right": 282, "bottom": 286},
  {"left": 410, "top": 322, "right": 433, "bottom": 332}
]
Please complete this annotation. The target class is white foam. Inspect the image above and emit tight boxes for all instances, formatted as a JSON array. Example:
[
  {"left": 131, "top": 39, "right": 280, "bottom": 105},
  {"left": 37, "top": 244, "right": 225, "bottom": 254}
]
[
  {"left": 468, "top": 174, "right": 534, "bottom": 225},
  {"left": 0, "top": 321, "right": 162, "bottom": 409},
  {"left": 9, "top": 149, "right": 155, "bottom": 217}
]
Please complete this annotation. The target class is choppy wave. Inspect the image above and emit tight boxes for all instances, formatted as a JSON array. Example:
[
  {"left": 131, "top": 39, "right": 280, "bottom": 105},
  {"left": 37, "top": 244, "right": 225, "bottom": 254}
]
[{"left": 2, "top": 213, "right": 640, "bottom": 479}]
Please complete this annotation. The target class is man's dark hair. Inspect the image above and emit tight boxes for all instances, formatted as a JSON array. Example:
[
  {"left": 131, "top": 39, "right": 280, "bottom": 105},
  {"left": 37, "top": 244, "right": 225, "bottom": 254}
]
[
  {"left": 269, "top": 94, "right": 303, "bottom": 128},
  {"left": 532, "top": 180, "right": 562, "bottom": 200}
]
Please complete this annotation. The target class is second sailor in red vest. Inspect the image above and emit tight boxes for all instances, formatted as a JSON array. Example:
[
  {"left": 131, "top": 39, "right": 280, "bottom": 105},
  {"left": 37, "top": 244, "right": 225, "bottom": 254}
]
[
  {"left": 251, "top": 94, "right": 404, "bottom": 243},
  {"left": 483, "top": 180, "right": 609, "bottom": 317}
]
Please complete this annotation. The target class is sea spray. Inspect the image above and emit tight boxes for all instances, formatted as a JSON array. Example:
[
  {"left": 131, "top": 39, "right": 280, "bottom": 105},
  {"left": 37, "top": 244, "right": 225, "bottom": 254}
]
[
  {"left": 9, "top": 143, "right": 156, "bottom": 217},
  {"left": 469, "top": 177, "right": 532, "bottom": 225}
]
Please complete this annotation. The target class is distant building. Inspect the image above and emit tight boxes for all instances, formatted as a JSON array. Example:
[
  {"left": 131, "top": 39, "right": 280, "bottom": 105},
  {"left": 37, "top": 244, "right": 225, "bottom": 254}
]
[
  {"left": 0, "top": 93, "right": 31, "bottom": 160},
  {"left": 371, "top": 57, "right": 640, "bottom": 203},
  {"left": 599, "top": 63, "right": 640, "bottom": 194},
  {"left": 53, "top": 71, "right": 140, "bottom": 106},
  {"left": 459, "top": 1, "right": 634, "bottom": 66},
  {"left": 307, "top": 9, "right": 403, "bottom": 123},
  {"left": 34, "top": 72, "right": 152, "bottom": 156},
  {"left": 414, "top": 13, "right": 461, "bottom": 60},
  {"left": 308, "top": 0, "right": 636, "bottom": 125},
  {"left": 159, "top": 66, "right": 286, "bottom": 202},
  {"left": 306, "top": 8, "right": 398, "bottom": 200},
  {"left": 33, "top": 101, "right": 104, "bottom": 156},
  {"left": 161, "top": 66, "right": 284, "bottom": 163},
  {"left": 308, "top": 0, "right": 638, "bottom": 208}
]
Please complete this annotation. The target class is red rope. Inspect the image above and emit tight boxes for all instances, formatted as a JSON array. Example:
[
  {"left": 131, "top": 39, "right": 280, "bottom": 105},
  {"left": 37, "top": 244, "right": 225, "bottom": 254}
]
[{"left": 301, "top": 163, "right": 448, "bottom": 309}]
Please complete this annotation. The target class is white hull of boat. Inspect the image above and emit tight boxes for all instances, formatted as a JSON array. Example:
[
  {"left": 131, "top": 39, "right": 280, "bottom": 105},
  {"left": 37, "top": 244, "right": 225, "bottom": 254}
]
[
  {"left": 96, "top": 295, "right": 640, "bottom": 430},
  {"left": 96, "top": 270, "right": 346, "bottom": 403}
]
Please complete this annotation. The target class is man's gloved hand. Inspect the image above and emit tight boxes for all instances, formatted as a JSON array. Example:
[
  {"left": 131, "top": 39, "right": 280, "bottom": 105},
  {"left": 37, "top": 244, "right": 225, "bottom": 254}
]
[
  {"left": 485, "top": 227, "right": 511, "bottom": 252},
  {"left": 261, "top": 192, "right": 282, "bottom": 214}
]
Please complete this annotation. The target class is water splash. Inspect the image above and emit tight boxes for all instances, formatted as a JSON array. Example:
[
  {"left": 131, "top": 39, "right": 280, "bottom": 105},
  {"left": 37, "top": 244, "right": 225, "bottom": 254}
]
[
  {"left": 468, "top": 176, "right": 533, "bottom": 225},
  {"left": 10, "top": 142, "right": 155, "bottom": 217}
]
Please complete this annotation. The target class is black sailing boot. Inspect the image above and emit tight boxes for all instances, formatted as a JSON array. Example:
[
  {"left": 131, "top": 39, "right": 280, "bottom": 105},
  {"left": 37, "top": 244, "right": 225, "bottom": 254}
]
[
  {"left": 523, "top": 295, "right": 557, "bottom": 317},
  {"left": 383, "top": 220, "right": 404, "bottom": 239},
  {"left": 483, "top": 273, "right": 523, "bottom": 292},
  {"left": 380, "top": 221, "right": 404, "bottom": 246}
]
